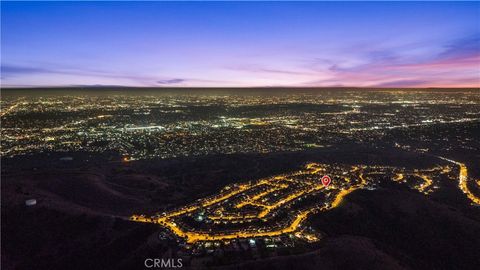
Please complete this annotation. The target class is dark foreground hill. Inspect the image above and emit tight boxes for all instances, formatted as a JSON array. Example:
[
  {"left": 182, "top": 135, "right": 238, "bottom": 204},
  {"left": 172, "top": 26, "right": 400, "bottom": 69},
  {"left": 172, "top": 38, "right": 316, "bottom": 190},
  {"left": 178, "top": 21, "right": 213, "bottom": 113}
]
[{"left": 2, "top": 148, "right": 480, "bottom": 270}]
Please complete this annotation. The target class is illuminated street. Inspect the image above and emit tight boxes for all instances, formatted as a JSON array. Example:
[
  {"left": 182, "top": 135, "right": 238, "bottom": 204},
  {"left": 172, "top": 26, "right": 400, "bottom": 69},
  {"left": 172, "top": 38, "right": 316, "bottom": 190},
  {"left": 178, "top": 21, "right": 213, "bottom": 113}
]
[
  {"left": 1, "top": 0, "right": 479, "bottom": 269},
  {"left": 131, "top": 160, "right": 478, "bottom": 245}
]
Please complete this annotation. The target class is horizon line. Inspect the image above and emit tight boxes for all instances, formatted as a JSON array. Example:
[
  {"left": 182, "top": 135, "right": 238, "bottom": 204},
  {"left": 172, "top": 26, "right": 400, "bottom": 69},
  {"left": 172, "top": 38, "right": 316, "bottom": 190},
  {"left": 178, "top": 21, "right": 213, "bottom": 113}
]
[{"left": 2, "top": 86, "right": 480, "bottom": 90}]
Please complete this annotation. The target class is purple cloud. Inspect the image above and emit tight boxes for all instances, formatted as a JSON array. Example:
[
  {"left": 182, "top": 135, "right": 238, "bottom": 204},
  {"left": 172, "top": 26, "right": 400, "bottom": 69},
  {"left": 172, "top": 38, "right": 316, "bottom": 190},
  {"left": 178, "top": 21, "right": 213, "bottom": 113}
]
[
  {"left": 439, "top": 34, "right": 480, "bottom": 60},
  {"left": 375, "top": 80, "right": 429, "bottom": 88},
  {"left": 312, "top": 33, "right": 480, "bottom": 88},
  {"left": 1, "top": 64, "right": 52, "bottom": 76},
  {"left": 157, "top": 79, "right": 186, "bottom": 84}
]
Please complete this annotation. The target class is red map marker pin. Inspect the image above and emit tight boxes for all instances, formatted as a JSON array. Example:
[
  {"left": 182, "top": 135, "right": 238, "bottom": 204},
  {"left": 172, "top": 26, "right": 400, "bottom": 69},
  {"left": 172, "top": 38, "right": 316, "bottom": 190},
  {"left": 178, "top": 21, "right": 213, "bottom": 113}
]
[{"left": 321, "top": 175, "right": 331, "bottom": 187}]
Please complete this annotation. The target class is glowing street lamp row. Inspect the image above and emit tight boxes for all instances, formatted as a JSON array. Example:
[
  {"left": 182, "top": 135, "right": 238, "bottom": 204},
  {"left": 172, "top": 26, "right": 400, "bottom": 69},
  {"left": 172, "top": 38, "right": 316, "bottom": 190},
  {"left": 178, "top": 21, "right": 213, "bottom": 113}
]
[{"left": 131, "top": 160, "right": 479, "bottom": 244}]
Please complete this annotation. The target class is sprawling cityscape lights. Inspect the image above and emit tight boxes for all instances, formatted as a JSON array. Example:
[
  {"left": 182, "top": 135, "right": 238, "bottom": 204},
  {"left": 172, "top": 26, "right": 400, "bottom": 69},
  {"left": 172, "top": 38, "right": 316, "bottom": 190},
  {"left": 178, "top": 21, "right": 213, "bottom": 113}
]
[
  {"left": 2, "top": 90, "right": 479, "bottom": 160},
  {"left": 2, "top": 1, "right": 480, "bottom": 269},
  {"left": 3, "top": 89, "right": 478, "bottom": 254}
]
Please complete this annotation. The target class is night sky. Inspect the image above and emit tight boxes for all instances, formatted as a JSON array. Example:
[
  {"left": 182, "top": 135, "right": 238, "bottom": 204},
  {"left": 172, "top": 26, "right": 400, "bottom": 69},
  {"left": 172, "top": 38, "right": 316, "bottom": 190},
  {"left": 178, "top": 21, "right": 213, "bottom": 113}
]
[{"left": 1, "top": 1, "right": 479, "bottom": 88}]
